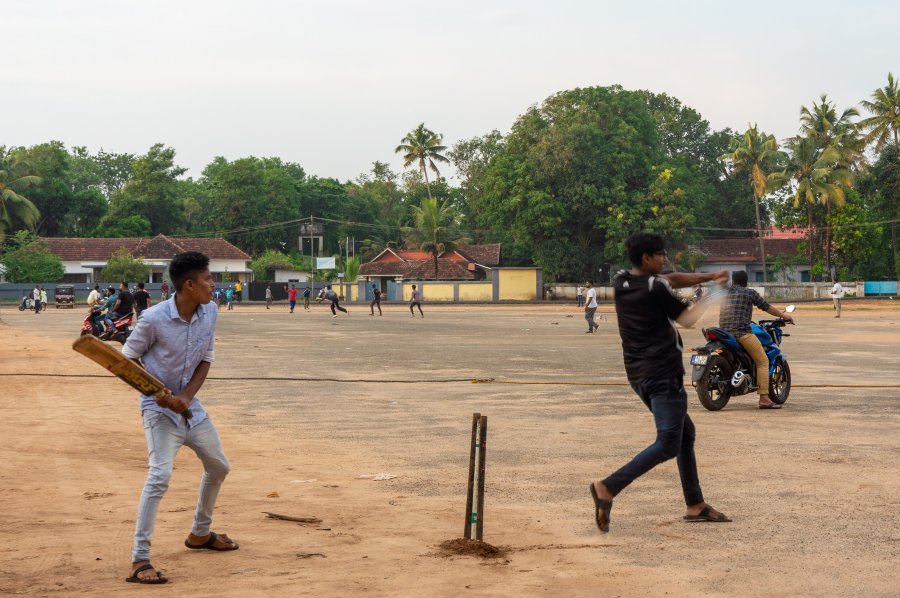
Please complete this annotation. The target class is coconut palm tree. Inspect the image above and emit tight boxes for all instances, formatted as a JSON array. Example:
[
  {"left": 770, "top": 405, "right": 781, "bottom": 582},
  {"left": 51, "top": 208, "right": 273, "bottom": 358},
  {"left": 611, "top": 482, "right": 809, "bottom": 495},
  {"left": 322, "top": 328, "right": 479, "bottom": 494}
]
[
  {"left": 860, "top": 72, "right": 900, "bottom": 152},
  {"left": 773, "top": 138, "right": 852, "bottom": 275},
  {"left": 723, "top": 126, "right": 783, "bottom": 281},
  {"left": 403, "top": 198, "right": 469, "bottom": 279},
  {"left": 799, "top": 94, "right": 865, "bottom": 171},
  {"left": 0, "top": 149, "right": 42, "bottom": 237},
  {"left": 394, "top": 124, "right": 449, "bottom": 201}
]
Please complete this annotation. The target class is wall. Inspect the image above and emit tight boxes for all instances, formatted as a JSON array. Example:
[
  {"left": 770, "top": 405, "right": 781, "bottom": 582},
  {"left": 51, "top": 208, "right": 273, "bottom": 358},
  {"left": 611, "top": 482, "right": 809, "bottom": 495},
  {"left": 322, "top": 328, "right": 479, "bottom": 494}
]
[
  {"left": 421, "top": 283, "right": 455, "bottom": 301},
  {"left": 458, "top": 282, "right": 493, "bottom": 301},
  {"left": 497, "top": 269, "right": 538, "bottom": 301}
]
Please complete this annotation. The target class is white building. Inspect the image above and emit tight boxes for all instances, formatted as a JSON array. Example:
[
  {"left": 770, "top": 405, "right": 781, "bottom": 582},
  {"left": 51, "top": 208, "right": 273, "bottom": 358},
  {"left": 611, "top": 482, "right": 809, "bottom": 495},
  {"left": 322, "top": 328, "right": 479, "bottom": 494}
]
[{"left": 44, "top": 234, "right": 252, "bottom": 283}]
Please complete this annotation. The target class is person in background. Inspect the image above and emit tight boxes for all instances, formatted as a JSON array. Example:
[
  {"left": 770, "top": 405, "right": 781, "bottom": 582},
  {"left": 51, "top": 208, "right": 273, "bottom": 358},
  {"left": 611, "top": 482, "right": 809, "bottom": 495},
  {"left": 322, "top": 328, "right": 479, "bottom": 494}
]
[
  {"left": 225, "top": 286, "right": 234, "bottom": 311},
  {"left": 40, "top": 286, "right": 48, "bottom": 311},
  {"left": 584, "top": 280, "right": 598, "bottom": 333},
  {"left": 831, "top": 280, "right": 843, "bottom": 318},
  {"left": 134, "top": 282, "right": 152, "bottom": 321},
  {"left": 324, "top": 285, "right": 348, "bottom": 318},
  {"left": 370, "top": 284, "right": 382, "bottom": 316},
  {"left": 409, "top": 284, "right": 424, "bottom": 318},
  {"left": 288, "top": 285, "right": 297, "bottom": 313},
  {"left": 33, "top": 285, "right": 42, "bottom": 314},
  {"left": 234, "top": 280, "right": 242, "bottom": 303},
  {"left": 160, "top": 280, "right": 169, "bottom": 301},
  {"left": 303, "top": 286, "right": 311, "bottom": 310},
  {"left": 265, "top": 285, "right": 273, "bottom": 309},
  {"left": 576, "top": 285, "right": 585, "bottom": 308}
]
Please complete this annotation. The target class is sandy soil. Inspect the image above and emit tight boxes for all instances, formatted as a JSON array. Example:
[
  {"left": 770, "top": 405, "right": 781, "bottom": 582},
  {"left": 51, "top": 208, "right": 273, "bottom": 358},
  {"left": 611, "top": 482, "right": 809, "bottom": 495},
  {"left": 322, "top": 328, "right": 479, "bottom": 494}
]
[{"left": 0, "top": 300, "right": 898, "bottom": 597}]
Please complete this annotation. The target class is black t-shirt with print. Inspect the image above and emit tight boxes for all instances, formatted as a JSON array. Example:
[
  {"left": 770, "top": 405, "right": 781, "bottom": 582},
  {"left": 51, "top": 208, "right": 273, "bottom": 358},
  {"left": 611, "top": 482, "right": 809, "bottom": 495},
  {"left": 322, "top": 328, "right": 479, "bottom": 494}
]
[
  {"left": 116, "top": 290, "right": 135, "bottom": 315},
  {"left": 614, "top": 271, "right": 689, "bottom": 382}
]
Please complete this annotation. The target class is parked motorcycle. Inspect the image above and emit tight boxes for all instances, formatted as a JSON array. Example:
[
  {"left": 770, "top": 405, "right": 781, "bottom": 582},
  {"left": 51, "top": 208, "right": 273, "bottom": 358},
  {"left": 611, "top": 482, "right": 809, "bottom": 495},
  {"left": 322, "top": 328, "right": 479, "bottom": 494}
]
[
  {"left": 690, "top": 305, "right": 796, "bottom": 411},
  {"left": 18, "top": 296, "right": 35, "bottom": 311},
  {"left": 80, "top": 309, "right": 134, "bottom": 345}
]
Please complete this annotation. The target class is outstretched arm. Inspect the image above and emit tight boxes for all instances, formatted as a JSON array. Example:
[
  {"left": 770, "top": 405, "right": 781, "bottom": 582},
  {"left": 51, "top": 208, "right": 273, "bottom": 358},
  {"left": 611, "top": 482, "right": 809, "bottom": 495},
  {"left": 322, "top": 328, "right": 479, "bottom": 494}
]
[{"left": 662, "top": 270, "right": 729, "bottom": 289}]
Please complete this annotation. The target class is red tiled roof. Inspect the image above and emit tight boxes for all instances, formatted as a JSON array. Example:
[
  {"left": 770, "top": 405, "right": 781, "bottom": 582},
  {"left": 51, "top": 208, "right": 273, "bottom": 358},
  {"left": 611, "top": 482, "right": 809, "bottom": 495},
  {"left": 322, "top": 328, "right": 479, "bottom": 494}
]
[
  {"left": 43, "top": 234, "right": 251, "bottom": 261},
  {"left": 691, "top": 238, "right": 804, "bottom": 263},
  {"left": 359, "top": 261, "right": 411, "bottom": 276},
  {"left": 452, "top": 244, "right": 501, "bottom": 266},
  {"left": 404, "top": 258, "right": 475, "bottom": 280}
]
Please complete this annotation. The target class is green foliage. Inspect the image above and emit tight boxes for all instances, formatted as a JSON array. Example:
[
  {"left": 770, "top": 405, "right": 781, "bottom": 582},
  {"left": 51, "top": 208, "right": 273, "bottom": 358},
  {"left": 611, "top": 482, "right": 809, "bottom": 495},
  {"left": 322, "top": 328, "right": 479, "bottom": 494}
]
[
  {"left": 249, "top": 249, "right": 297, "bottom": 281},
  {"left": 97, "top": 214, "right": 152, "bottom": 238},
  {"left": 0, "top": 147, "right": 42, "bottom": 236},
  {"left": 861, "top": 73, "right": 900, "bottom": 152},
  {"left": 395, "top": 123, "right": 449, "bottom": 200},
  {"left": 0, "top": 231, "right": 64, "bottom": 282},
  {"left": 100, "top": 144, "right": 187, "bottom": 236},
  {"left": 345, "top": 255, "right": 360, "bottom": 282},
  {"left": 403, "top": 198, "right": 468, "bottom": 278},
  {"left": 100, "top": 247, "right": 150, "bottom": 282}
]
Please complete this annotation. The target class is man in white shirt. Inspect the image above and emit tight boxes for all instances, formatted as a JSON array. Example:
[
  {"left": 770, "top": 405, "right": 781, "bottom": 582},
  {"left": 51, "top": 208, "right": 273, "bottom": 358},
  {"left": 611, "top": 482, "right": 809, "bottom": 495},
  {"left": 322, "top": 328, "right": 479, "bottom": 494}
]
[
  {"left": 576, "top": 285, "right": 585, "bottom": 307},
  {"left": 831, "top": 280, "right": 843, "bottom": 318},
  {"left": 584, "top": 280, "right": 599, "bottom": 333}
]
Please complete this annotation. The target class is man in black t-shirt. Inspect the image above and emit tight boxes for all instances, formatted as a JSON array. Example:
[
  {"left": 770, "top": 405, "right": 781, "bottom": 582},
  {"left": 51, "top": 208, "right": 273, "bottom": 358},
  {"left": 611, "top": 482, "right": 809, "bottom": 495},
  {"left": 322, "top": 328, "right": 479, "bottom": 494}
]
[
  {"left": 133, "top": 282, "right": 152, "bottom": 321},
  {"left": 589, "top": 231, "right": 731, "bottom": 533}
]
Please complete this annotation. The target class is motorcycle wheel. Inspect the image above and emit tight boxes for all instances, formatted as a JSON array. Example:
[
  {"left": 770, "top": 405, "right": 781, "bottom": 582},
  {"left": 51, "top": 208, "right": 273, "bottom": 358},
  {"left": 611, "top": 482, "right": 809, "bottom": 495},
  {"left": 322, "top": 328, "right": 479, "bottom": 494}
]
[
  {"left": 769, "top": 360, "right": 791, "bottom": 404},
  {"left": 19, "top": 305, "right": 25, "bottom": 311},
  {"left": 696, "top": 354, "right": 733, "bottom": 411}
]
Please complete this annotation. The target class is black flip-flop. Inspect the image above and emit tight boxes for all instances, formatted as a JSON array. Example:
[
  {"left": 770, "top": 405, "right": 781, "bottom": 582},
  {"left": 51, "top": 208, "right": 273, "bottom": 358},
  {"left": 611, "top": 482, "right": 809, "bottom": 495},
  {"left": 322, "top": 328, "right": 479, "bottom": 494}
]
[
  {"left": 759, "top": 403, "right": 782, "bottom": 410},
  {"left": 184, "top": 531, "right": 239, "bottom": 551},
  {"left": 589, "top": 483, "right": 613, "bottom": 533},
  {"left": 126, "top": 563, "right": 168, "bottom": 584},
  {"left": 683, "top": 504, "right": 732, "bottom": 523}
]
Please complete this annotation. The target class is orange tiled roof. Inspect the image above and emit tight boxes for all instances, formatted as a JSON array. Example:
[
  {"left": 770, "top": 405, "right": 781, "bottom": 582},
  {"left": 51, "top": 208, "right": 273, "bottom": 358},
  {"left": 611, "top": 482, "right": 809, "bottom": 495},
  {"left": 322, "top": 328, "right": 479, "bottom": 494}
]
[{"left": 690, "top": 238, "right": 804, "bottom": 263}]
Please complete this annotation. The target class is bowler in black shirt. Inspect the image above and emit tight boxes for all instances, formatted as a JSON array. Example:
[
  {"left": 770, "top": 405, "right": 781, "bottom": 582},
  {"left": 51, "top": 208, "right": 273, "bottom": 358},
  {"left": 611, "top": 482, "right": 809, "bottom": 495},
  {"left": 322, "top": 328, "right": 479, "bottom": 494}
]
[{"left": 589, "top": 231, "right": 732, "bottom": 532}]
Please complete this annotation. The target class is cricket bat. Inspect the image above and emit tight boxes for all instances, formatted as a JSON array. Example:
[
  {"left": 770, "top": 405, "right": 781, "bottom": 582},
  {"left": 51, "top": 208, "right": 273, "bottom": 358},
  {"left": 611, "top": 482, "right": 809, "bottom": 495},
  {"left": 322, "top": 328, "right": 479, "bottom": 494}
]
[{"left": 72, "top": 335, "right": 193, "bottom": 419}]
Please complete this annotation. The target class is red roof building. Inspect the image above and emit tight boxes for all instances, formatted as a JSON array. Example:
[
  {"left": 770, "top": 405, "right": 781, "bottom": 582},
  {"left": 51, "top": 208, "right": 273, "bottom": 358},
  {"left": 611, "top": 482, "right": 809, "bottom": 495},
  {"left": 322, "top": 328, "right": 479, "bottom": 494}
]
[
  {"left": 689, "top": 237, "right": 811, "bottom": 282},
  {"left": 359, "top": 244, "right": 501, "bottom": 282},
  {"left": 44, "top": 234, "right": 252, "bottom": 283}
]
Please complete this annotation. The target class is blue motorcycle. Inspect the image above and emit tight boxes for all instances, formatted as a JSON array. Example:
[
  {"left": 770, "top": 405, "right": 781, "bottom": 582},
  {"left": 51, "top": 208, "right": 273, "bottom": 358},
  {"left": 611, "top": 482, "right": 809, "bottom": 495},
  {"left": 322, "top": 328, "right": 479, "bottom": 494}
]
[{"left": 689, "top": 305, "right": 796, "bottom": 411}]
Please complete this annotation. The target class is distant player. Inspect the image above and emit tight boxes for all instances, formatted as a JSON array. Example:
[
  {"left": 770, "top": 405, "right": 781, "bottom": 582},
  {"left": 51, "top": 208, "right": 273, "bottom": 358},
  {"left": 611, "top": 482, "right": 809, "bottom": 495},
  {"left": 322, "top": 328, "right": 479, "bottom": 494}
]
[
  {"left": 288, "top": 285, "right": 298, "bottom": 313},
  {"left": 303, "top": 287, "right": 311, "bottom": 310},
  {"left": 370, "top": 284, "right": 382, "bottom": 316},
  {"left": 324, "top": 285, "right": 348, "bottom": 318},
  {"left": 409, "top": 284, "right": 423, "bottom": 318}
]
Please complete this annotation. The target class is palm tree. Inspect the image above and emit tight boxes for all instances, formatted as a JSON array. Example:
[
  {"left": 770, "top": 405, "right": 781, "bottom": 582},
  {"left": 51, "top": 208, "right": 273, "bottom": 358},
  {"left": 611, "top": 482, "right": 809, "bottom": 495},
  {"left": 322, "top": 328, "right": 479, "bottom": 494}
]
[
  {"left": 799, "top": 94, "right": 864, "bottom": 171},
  {"left": 774, "top": 138, "right": 852, "bottom": 274},
  {"left": 403, "top": 198, "right": 469, "bottom": 279},
  {"left": 395, "top": 124, "right": 449, "bottom": 201},
  {"left": 723, "top": 126, "right": 783, "bottom": 281},
  {"left": 0, "top": 149, "right": 42, "bottom": 237},
  {"left": 860, "top": 72, "right": 900, "bottom": 152}
]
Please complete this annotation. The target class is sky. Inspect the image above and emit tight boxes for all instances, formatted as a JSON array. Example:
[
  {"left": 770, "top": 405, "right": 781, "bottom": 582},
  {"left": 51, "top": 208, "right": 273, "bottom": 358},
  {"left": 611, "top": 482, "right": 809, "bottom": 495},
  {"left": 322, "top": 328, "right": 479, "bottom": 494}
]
[{"left": 4, "top": 0, "right": 898, "bottom": 183}]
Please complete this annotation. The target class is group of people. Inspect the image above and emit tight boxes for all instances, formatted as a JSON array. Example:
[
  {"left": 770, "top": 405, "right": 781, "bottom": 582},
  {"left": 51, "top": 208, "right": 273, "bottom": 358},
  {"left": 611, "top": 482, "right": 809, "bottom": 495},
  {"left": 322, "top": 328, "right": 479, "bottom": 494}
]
[
  {"left": 86, "top": 281, "right": 154, "bottom": 338},
  {"left": 213, "top": 281, "right": 242, "bottom": 310},
  {"left": 104, "top": 231, "right": 811, "bottom": 585},
  {"left": 262, "top": 282, "right": 425, "bottom": 319},
  {"left": 29, "top": 285, "right": 48, "bottom": 313}
]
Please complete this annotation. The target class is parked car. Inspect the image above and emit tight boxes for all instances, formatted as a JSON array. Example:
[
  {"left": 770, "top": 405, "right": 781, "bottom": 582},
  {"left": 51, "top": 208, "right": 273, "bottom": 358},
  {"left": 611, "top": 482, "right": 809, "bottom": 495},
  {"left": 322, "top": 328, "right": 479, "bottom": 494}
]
[{"left": 55, "top": 284, "right": 76, "bottom": 308}]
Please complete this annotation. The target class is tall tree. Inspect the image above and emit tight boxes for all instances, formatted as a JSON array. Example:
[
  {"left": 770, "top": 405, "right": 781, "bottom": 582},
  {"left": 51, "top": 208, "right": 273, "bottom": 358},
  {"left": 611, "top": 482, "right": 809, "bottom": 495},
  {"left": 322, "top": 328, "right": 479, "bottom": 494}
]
[
  {"left": 395, "top": 123, "right": 449, "bottom": 201},
  {"left": 723, "top": 126, "right": 783, "bottom": 281},
  {"left": 860, "top": 72, "right": 900, "bottom": 153},
  {"left": 403, "top": 198, "right": 468, "bottom": 279},
  {"left": 0, "top": 148, "right": 42, "bottom": 237},
  {"left": 774, "top": 139, "right": 852, "bottom": 272},
  {"left": 799, "top": 94, "right": 864, "bottom": 171}
]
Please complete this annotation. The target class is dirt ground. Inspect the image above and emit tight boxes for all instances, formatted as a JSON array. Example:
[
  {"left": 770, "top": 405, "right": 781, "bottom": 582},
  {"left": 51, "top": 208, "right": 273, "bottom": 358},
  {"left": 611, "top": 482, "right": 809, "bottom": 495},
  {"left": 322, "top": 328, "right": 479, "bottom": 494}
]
[{"left": 1, "top": 299, "right": 898, "bottom": 597}]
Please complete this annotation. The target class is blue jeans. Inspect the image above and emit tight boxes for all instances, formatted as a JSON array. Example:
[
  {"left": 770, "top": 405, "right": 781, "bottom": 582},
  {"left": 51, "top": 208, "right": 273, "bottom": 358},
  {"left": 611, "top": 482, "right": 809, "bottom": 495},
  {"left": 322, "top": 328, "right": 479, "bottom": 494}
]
[
  {"left": 601, "top": 377, "right": 704, "bottom": 506},
  {"left": 132, "top": 411, "right": 230, "bottom": 562}
]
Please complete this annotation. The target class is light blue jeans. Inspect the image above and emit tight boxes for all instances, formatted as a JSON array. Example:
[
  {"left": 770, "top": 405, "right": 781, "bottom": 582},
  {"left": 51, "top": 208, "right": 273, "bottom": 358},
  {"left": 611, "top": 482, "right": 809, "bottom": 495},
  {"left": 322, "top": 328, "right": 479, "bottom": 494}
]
[{"left": 132, "top": 411, "right": 230, "bottom": 562}]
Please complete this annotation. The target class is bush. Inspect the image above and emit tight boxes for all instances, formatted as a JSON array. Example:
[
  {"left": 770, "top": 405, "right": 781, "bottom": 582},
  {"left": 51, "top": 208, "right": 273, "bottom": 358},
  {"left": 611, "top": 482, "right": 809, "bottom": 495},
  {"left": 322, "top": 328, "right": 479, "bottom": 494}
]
[
  {"left": 250, "top": 249, "right": 297, "bottom": 281},
  {"left": 0, "top": 231, "right": 65, "bottom": 282}
]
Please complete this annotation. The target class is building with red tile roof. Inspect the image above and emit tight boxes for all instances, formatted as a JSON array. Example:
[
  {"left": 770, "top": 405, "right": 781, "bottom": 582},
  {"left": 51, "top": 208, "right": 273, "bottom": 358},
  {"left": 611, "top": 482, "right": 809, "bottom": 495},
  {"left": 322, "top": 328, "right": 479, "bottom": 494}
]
[
  {"left": 359, "top": 244, "right": 501, "bottom": 283},
  {"left": 689, "top": 236, "right": 810, "bottom": 282},
  {"left": 43, "top": 234, "right": 252, "bottom": 283}
]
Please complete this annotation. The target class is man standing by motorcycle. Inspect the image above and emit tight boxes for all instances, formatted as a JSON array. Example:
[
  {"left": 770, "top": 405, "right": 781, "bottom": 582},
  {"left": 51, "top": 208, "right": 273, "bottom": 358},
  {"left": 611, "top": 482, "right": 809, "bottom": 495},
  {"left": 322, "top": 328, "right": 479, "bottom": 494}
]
[{"left": 719, "top": 271, "right": 795, "bottom": 409}]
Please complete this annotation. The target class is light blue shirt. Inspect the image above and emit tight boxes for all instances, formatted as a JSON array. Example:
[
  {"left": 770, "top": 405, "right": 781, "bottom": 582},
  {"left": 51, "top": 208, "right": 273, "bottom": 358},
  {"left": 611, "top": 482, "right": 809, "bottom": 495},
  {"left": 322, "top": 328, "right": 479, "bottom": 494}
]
[{"left": 122, "top": 294, "right": 217, "bottom": 428}]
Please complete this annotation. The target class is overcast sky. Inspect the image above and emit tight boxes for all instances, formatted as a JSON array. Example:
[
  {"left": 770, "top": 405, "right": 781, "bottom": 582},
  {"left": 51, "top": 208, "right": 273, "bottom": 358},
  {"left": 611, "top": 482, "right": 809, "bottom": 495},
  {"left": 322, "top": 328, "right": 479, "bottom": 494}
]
[{"left": 5, "top": 0, "right": 898, "bottom": 182}]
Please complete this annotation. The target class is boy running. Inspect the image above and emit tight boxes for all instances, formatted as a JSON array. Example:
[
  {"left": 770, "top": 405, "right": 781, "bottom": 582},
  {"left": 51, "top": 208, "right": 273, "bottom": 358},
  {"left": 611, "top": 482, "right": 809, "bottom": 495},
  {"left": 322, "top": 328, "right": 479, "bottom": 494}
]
[
  {"left": 288, "top": 285, "right": 298, "bottom": 313},
  {"left": 409, "top": 284, "right": 423, "bottom": 318}
]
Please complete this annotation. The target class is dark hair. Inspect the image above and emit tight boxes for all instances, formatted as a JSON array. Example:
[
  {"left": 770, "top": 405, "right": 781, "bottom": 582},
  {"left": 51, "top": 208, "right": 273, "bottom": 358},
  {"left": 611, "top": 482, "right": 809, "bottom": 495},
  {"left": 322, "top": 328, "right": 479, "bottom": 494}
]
[
  {"left": 93, "top": 285, "right": 99, "bottom": 290},
  {"left": 625, "top": 232, "right": 666, "bottom": 267},
  {"left": 412, "top": 284, "right": 417, "bottom": 289},
  {"left": 169, "top": 252, "right": 210, "bottom": 291},
  {"left": 137, "top": 282, "right": 145, "bottom": 289},
  {"left": 586, "top": 279, "right": 594, "bottom": 285},
  {"left": 732, "top": 271, "right": 748, "bottom": 287}
]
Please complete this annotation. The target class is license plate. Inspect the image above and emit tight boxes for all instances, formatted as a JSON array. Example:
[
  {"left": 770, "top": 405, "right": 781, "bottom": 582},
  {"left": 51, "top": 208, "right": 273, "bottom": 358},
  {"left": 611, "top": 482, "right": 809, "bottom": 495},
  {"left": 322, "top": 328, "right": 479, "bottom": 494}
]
[{"left": 690, "top": 354, "right": 708, "bottom": 365}]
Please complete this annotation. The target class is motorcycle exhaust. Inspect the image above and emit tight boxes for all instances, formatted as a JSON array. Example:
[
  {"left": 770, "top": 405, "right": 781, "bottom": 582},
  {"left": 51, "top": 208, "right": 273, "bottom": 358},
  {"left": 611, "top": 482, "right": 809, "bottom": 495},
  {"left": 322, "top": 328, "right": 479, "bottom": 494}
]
[{"left": 731, "top": 371, "right": 746, "bottom": 388}]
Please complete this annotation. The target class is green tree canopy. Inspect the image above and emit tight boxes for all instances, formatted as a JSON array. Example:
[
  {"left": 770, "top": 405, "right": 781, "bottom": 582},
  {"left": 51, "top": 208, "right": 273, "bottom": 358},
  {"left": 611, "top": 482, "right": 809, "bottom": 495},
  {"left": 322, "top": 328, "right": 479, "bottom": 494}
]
[
  {"left": 395, "top": 123, "right": 449, "bottom": 201},
  {"left": 0, "top": 231, "right": 64, "bottom": 282},
  {"left": 100, "top": 248, "right": 150, "bottom": 282},
  {"left": 403, "top": 198, "right": 468, "bottom": 279}
]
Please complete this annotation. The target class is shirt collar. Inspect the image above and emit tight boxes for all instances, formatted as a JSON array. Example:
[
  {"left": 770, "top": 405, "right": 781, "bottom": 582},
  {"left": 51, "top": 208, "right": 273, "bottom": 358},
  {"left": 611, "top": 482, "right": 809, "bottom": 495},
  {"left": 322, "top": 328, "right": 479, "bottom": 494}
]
[{"left": 166, "top": 293, "right": 206, "bottom": 323}]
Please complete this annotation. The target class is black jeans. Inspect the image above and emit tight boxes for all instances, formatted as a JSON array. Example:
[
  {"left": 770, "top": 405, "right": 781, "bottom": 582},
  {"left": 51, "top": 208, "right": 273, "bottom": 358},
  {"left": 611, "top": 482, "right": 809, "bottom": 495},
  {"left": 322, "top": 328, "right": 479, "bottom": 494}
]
[
  {"left": 602, "top": 377, "right": 704, "bottom": 506},
  {"left": 330, "top": 300, "right": 347, "bottom": 315}
]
